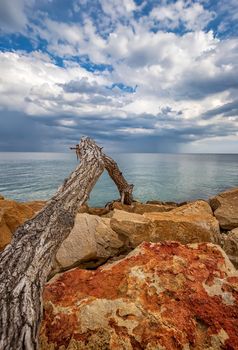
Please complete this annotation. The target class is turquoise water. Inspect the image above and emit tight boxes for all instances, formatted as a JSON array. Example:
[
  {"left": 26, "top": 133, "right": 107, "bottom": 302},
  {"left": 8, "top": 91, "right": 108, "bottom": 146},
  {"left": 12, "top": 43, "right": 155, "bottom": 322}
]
[{"left": 0, "top": 153, "right": 237, "bottom": 206}]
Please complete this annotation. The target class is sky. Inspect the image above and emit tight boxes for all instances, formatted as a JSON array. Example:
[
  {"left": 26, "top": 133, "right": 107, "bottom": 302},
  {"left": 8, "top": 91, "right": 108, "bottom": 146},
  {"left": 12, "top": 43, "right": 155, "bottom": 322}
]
[{"left": 0, "top": 0, "right": 238, "bottom": 153}]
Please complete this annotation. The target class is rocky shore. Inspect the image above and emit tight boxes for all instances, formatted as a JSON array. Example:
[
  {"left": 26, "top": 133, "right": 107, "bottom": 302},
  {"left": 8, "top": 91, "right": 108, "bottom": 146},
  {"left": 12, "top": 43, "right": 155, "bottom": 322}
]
[{"left": 1, "top": 188, "right": 238, "bottom": 349}]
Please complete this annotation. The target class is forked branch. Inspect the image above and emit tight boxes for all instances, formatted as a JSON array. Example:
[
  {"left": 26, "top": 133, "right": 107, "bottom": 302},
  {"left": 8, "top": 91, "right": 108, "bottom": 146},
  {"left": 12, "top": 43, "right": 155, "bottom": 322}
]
[{"left": 0, "top": 137, "right": 133, "bottom": 350}]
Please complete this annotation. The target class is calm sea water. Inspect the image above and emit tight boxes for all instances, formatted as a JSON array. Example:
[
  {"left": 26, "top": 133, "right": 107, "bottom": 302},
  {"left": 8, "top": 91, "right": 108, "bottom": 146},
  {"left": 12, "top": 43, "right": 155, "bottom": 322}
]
[{"left": 0, "top": 153, "right": 237, "bottom": 206}]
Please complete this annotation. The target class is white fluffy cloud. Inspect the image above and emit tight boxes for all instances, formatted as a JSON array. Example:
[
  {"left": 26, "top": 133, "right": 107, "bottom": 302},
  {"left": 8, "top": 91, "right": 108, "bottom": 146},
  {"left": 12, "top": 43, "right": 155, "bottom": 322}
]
[
  {"left": 0, "top": 0, "right": 238, "bottom": 152},
  {"left": 149, "top": 0, "right": 214, "bottom": 31}
]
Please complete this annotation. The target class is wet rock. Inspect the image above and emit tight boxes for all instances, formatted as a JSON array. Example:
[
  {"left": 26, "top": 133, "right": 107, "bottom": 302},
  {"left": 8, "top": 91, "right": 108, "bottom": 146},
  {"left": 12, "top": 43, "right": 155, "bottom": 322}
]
[
  {"left": 40, "top": 242, "right": 238, "bottom": 350},
  {"left": 0, "top": 199, "right": 45, "bottom": 250},
  {"left": 210, "top": 188, "right": 238, "bottom": 230},
  {"left": 52, "top": 213, "right": 125, "bottom": 275},
  {"left": 220, "top": 228, "right": 238, "bottom": 268}
]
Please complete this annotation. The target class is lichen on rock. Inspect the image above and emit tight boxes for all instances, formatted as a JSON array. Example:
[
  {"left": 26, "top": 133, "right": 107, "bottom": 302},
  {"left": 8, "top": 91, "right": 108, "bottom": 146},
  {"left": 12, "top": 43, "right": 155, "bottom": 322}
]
[{"left": 40, "top": 241, "right": 238, "bottom": 350}]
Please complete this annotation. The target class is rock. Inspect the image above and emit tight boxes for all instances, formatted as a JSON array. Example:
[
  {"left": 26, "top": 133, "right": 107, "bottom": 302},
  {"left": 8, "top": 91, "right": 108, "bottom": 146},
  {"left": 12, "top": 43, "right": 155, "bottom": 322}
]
[
  {"left": 79, "top": 201, "right": 178, "bottom": 218},
  {"left": 145, "top": 200, "right": 220, "bottom": 244},
  {"left": 110, "top": 209, "right": 154, "bottom": 248},
  {"left": 210, "top": 187, "right": 238, "bottom": 230},
  {"left": 0, "top": 199, "right": 45, "bottom": 250},
  {"left": 111, "top": 201, "right": 220, "bottom": 247},
  {"left": 146, "top": 199, "right": 178, "bottom": 205},
  {"left": 111, "top": 201, "right": 177, "bottom": 214},
  {"left": 0, "top": 194, "right": 4, "bottom": 200},
  {"left": 78, "top": 204, "right": 111, "bottom": 216},
  {"left": 40, "top": 241, "right": 238, "bottom": 350},
  {"left": 220, "top": 228, "right": 238, "bottom": 268},
  {"left": 52, "top": 213, "right": 125, "bottom": 275}
]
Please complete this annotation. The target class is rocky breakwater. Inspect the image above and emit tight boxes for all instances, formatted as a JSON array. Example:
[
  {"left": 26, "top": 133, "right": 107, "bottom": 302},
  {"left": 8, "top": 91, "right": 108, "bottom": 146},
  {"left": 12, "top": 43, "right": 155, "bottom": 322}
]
[
  {"left": 40, "top": 241, "right": 238, "bottom": 350},
  {"left": 1, "top": 188, "right": 238, "bottom": 273},
  {"left": 0, "top": 195, "right": 45, "bottom": 250},
  {"left": 50, "top": 200, "right": 221, "bottom": 276}
]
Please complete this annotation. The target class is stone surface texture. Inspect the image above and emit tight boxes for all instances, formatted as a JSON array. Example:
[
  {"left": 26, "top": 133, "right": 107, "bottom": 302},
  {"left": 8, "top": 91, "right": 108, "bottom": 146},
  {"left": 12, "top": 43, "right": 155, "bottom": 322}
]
[
  {"left": 0, "top": 199, "right": 45, "bottom": 250},
  {"left": 110, "top": 209, "right": 154, "bottom": 247},
  {"left": 210, "top": 188, "right": 238, "bottom": 230},
  {"left": 111, "top": 201, "right": 220, "bottom": 247},
  {"left": 52, "top": 213, "right": 124, "bottom": 274},
  {"left": 220, "top": 228, "right": 238, "bottom": 268},
  {"left": 40, "top": 241, "right": 238, "bottom": 350}
]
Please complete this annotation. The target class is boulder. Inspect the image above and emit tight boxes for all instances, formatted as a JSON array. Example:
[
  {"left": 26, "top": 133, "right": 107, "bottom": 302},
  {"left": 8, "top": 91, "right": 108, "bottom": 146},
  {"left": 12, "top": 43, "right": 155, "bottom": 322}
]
[
  {"left": 52, "top": 213, "right": 125, "bottom": 275},
  {"left": 110, "top": 209, "right": 154, "bottom": 247},
  {"left": 0, "top": 194, "right": 4, "bottom": 200},
  {"left": 209, "top": 188, "right": 238, "bottom": 230},
  {"left": 40, "top": 241, "right": 238, "bottom": 350},
  {"left": 144, "top": 200, "right": 220, "bottom": 245},
  {"left": 111, "top": 201, "right": 220, "bottom": 247},
  {"left": 220, "top": 228, "right": 238, "bottom": 268},
  {"left": 0, "top": 199, "right": 45, "bottom": 250}
]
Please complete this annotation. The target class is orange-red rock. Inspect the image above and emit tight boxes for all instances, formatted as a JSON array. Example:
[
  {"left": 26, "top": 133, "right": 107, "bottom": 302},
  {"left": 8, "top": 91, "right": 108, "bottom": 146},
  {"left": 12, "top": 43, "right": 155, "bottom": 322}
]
[
  {"left": 0, "top": 199, "right": 45, "bottom": 250},
  {"left": 40, "top": 242, "right": 238, "bottom": 350}
]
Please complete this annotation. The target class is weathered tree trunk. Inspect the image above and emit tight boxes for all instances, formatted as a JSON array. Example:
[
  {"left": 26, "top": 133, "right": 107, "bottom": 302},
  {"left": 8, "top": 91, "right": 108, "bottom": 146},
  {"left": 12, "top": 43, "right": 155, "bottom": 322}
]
[
  {"left": 0, "top": 137, "right": 133, "bottom": 350},
  {"left": 72, "top": 144, "right": 134, "bottom": 205},
  {"left": 103, "top": 154, "right": 134, "bottom": 205}
]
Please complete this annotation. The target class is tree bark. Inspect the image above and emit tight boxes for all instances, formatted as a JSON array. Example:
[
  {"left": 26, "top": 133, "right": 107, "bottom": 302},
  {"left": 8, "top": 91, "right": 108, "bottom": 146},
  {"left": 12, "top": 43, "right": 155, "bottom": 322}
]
[
  {"left": 103, "top": 154, "right": 134, "bottom": 205},
  {"left": 0, "top": 137, "right": 133, "bottom": 350}
]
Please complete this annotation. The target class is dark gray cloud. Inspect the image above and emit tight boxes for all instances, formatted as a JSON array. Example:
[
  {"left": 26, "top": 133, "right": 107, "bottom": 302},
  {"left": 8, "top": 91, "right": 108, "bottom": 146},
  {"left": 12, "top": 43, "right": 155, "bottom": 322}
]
[
  {"left": 173, "top": 68, "right": 238, "bottom": 101},
  {"left": 0, "top": 109, "right": 50, "bottom": 151},
  {"left": 61, "top": 78, "right": 110, "bottom": 95},
  {"left": 21, "top": 106, "right": 237, "bottom": 152},
  {"left": 202, "top": 100, "right": 238, "bottom": 119}
]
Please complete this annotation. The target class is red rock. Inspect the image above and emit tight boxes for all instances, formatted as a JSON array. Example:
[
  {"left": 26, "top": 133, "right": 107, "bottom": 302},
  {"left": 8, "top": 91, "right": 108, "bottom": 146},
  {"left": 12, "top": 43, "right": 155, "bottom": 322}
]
[{"left": 40, "top": 242, "right": 238, "bottom": 350}]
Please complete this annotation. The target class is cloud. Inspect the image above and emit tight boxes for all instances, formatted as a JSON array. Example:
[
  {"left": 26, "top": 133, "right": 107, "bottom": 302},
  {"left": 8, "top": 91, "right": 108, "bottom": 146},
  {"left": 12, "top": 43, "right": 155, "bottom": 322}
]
[
  {"left": 0, "top": 0, "right": 238, "bottom": 152},
  {"left": 216, "top": 0, "right": 238, "bottom": 36},
  {"left": 0, "top": 110, "right": 47, "bottom": 151},
  {"left": 0, "top": 0, "right": 34, "bottom": 33},
  {"left": 202, "top": 100, "right": 238, "bottom": 119},
  {"left": 149, "top": 0, "right": 215, "bottom": 32}
]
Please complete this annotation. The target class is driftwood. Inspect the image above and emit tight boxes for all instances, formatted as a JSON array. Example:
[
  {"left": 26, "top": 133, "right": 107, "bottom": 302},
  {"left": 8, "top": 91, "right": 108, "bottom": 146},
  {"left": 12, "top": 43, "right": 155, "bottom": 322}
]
[{"left": 0, "top": 137, "right": 134, "bottom": 350}]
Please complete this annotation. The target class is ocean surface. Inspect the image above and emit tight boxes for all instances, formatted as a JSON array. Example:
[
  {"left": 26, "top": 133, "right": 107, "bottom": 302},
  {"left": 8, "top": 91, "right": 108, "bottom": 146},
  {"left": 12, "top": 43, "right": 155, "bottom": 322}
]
[{"left": 0, "top": 152, "right": 237, "bottom": 207}]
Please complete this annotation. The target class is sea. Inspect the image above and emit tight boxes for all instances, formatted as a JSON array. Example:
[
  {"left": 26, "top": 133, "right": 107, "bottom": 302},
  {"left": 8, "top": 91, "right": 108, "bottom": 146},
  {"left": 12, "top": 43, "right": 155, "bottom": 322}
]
[{"left": 0, "top": 152, "right": 237, "bottom": 207}]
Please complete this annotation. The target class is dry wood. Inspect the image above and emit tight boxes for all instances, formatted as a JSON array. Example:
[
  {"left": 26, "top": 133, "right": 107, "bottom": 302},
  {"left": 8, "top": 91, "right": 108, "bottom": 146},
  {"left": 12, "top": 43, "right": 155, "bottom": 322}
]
[
  {"left": 0, "top": 137, "right": 133, "bottom": 350},
  {"left": 103, "top": 154, "right": 134, "bottom": 205}
]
